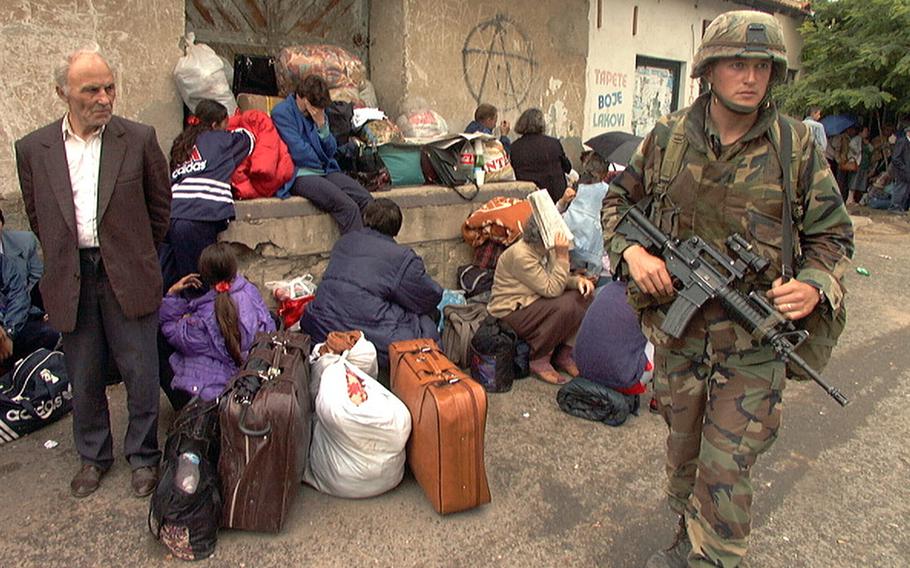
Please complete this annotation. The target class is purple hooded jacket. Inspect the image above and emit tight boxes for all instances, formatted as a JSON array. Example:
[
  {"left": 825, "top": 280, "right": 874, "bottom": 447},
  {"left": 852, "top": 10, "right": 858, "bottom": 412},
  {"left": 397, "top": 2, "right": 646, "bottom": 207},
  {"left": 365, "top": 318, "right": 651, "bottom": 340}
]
[{"left": 160, "top": 275, "right": 275, "bottom": 400}]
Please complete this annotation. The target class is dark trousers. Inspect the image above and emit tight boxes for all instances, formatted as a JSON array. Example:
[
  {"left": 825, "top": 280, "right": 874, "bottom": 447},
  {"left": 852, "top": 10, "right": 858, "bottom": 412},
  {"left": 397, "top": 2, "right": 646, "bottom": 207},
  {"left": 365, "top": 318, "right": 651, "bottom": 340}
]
[
  {"left": 63, "top": 249, "right": 160, "bottom": 470},
  {"left": 290, "top": 172, "right": 373, "bottom": 234},
  {"left": 159, "top": 219, "right": 227, "bottom": 293}
]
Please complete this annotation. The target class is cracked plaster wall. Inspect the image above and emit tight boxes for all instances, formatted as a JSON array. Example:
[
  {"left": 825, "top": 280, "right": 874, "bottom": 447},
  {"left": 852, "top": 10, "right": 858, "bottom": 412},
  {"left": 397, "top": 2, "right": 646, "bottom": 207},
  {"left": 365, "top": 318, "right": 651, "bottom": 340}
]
[
  {"left": 0, "top": 0, "right": 184, "bottom": 228},
  {"left": 371, "top": 0, "right": 588, "bottom": 164}
]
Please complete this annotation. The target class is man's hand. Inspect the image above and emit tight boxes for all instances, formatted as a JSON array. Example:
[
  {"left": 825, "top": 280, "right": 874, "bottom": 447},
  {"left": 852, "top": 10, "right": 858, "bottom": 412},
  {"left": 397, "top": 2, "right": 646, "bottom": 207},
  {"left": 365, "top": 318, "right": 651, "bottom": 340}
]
[
  {"left": 0, "top": 328, "right": 13, "bottom": 362},
  {"left": 623, "top": 244, "right": 675, "bottom": 296},
  {"left": 167, "top": 273, "right": 203, "bottom": 296},
  {"left": 766, "top": 277, "right": 821, "bottom": 320}
]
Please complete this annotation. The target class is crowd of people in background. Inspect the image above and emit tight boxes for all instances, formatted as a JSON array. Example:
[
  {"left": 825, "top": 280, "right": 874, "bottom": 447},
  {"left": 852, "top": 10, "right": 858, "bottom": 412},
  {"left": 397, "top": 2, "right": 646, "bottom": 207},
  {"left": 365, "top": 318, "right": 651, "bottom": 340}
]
[{"left": 810, "top": 107, "right": 910, "bottom": 212}]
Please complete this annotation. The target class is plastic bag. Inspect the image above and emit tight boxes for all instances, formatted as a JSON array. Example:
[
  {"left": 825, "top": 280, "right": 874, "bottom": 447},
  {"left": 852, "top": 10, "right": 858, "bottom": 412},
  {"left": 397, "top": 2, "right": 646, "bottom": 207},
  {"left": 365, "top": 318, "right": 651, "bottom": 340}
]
[
  {"left": 482, "top": 139, "right": 516, "bottom": 182},
  {"left": 309, "top": 331, "right": 379, "bottom": 397},
  {"left": 304, "top": 355, "right": 411, "bottom": 498},
  {"left": 396, "top": 109, "right": 449, "bottom": 139},
  {"left": 265, "top": 274, "right": 317, "bottom": 302},
  {"left": 173, "top": 33, "right": 237, "bottom": 115}
]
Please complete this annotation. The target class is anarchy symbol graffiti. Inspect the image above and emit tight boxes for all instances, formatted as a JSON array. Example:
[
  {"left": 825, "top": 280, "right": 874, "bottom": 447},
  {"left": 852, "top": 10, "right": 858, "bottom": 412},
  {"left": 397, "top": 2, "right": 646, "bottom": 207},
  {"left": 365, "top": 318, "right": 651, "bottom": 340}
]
[{"left": 462, "top": 14, "right": 536, "bottom": 112}]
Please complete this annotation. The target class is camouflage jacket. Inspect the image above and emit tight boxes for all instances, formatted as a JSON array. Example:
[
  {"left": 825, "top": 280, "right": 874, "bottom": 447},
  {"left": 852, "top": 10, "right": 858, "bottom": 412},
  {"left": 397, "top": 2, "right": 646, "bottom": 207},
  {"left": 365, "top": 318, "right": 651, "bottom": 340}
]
[{"left": 602, "top": 93, "right": 854, "bottom": 315}]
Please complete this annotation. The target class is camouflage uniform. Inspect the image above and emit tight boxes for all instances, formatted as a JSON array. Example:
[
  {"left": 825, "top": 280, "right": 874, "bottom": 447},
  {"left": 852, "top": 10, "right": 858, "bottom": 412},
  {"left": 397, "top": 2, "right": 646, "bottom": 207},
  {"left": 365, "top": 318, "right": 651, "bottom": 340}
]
[{"left": 602, "top": 12, "right": 855, "bottom": 567}]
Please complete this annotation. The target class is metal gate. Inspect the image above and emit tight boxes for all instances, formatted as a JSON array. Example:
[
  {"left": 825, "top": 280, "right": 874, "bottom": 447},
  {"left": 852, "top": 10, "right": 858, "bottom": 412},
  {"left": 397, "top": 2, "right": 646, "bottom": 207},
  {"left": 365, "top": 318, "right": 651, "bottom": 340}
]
[{"left": 186, "top": 0, "right": 370, "bottom": 63}]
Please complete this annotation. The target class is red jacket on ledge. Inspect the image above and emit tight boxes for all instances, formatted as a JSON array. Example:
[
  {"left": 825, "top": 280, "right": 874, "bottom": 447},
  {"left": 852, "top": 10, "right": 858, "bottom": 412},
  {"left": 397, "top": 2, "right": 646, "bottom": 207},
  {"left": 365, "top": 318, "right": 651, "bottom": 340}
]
[{"left": 228, "top": 110, "right": 295, "bottom": 199}]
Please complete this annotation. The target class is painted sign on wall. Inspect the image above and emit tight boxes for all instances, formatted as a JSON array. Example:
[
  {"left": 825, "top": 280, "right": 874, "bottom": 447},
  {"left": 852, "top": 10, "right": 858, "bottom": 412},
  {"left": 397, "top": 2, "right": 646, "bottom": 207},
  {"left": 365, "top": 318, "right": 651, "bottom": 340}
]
[{"left": 590, "top": 68, "right": 629, "bottom": 130}]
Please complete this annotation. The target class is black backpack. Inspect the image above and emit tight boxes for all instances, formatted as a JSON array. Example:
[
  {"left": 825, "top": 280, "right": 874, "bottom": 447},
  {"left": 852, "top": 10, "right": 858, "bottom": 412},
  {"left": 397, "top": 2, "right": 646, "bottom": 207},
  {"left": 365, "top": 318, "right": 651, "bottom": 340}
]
[
  {"left": 149, "top": 398, "right": 222, "bottom": 561},
  {"left": 469, "top": 317, "right": 518, "bottom": 393},
  {"left": 457, "top": 264, "right": 494, "bottom": 298}
]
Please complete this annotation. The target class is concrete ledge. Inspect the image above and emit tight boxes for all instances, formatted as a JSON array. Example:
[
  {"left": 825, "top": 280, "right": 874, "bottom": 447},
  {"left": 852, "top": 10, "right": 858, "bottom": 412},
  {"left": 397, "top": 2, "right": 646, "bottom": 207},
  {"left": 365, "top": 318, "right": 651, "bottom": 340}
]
[{"left": 220, "top": 180, "right": 536, "bottom": 294}]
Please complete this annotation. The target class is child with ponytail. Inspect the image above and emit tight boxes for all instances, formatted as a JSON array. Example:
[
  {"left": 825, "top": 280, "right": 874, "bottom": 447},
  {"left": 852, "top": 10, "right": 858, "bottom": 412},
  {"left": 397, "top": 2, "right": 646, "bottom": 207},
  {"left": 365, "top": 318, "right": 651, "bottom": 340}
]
[
  {"left": 160, "top": 243, "right": 275, "bottom": 400},
  {"left": 161, "top": 99, "right": 256, "bottom": 292}
]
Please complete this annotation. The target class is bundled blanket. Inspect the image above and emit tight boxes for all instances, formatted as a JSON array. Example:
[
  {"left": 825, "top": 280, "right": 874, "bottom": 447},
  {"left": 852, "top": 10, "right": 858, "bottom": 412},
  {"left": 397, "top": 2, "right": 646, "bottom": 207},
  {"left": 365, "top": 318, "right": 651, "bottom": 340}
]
[{"left": 461, "top": 197, "right": 532, "bottom": 248}]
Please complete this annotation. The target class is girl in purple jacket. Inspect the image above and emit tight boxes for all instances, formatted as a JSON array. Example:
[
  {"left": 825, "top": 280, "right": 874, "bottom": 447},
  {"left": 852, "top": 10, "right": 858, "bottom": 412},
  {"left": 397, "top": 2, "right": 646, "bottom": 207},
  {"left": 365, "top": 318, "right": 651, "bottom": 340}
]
[{"left": 160, "top": 243, "right": 275, "bottom": 400}]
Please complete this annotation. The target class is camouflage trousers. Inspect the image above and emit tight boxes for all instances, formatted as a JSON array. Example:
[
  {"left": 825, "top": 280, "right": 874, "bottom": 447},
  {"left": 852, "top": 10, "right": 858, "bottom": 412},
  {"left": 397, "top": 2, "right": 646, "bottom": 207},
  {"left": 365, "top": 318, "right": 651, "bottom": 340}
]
[{"left": 648, "top": 302, "right": 785, "bottom": 567}]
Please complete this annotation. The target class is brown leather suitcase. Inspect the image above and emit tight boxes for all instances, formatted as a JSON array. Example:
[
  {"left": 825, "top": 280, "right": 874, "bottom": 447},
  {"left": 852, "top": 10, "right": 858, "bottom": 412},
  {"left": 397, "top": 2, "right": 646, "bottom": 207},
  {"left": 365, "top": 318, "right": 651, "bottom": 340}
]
[
  {"left": 219, "top": 331, "right": 311, "bottom": 532},
  {"left": 389, "top": 338, "right": 491, "bottom": 514}
]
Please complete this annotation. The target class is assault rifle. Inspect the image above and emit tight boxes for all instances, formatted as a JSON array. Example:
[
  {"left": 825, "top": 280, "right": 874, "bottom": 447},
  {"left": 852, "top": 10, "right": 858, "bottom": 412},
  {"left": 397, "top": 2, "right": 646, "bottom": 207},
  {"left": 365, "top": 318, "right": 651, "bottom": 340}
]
[{"left": 616, "top": 204, "right": 849, "bottom": 407}]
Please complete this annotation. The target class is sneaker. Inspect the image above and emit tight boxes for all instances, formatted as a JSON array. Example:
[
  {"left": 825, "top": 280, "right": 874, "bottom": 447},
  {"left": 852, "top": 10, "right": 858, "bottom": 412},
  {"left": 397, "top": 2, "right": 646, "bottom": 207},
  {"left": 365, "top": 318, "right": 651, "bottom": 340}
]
[{"left": 649, "top": 396, "right": 660, "bottom": 414}]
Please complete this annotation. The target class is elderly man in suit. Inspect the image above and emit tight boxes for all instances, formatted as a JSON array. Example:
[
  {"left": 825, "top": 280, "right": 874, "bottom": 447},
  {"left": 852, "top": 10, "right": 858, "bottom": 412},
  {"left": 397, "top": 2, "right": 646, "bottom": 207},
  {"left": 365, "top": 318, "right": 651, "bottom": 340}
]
[{"left": 15, "top": 47, "right": 171, "bottom": 498}]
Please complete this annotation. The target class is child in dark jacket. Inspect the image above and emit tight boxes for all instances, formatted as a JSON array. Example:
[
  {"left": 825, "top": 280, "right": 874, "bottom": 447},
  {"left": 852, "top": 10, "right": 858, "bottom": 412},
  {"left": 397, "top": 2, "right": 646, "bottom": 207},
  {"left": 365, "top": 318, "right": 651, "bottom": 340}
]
[{"left": 160, "top": 243, "right": 275, "bottom": 400}]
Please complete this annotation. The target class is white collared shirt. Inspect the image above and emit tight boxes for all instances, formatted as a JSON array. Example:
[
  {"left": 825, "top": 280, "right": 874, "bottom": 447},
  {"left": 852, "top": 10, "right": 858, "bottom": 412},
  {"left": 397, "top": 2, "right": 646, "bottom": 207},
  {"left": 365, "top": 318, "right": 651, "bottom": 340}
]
[{"left": 62, "top": 115, "right": 104, "bottom": 248}]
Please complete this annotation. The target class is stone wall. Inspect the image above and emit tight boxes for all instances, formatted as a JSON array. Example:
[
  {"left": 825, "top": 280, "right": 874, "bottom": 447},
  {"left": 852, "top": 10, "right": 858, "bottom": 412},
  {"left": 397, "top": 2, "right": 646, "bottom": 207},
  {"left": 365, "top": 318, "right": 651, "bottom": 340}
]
[
  {"left": 0, "top": 0, "right": 184, "bottom": 228},
  {"left": 220, "top": 181, "right": 537, "bottom": 303},
  {"left": 370, "top": 0, "right": 589, "bottom": 165}
]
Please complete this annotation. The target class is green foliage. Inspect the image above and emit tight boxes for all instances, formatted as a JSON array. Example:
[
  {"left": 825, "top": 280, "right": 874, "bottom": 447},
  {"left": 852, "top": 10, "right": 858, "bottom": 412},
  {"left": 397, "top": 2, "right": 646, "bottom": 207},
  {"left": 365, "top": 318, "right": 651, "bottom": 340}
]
[{"left": 777, "top": 0, "right": 910, "bottom": 118}]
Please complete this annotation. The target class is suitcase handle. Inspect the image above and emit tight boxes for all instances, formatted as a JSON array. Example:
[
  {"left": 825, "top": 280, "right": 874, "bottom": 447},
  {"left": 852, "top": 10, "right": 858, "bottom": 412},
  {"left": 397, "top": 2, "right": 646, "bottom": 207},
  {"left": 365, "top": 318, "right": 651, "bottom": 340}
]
[{"left": 238, "top": 403, "right": 271, "bottom": 437}]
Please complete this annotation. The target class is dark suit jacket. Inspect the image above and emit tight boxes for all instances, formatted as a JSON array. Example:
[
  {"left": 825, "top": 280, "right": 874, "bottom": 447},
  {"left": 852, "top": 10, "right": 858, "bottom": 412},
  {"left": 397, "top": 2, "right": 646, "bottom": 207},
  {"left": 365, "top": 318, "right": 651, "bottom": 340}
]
[
  {"left": 14, "top": 116, "right": 171, "bottom": 333},
  {"left": 510, "top": 133, "right": 572, "bottom": 200}
]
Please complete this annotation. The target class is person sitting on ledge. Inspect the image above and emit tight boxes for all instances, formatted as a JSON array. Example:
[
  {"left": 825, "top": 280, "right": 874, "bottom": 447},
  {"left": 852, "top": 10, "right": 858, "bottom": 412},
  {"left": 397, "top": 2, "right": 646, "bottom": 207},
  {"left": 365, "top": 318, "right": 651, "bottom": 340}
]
[
  {"left": 465, "top": 103, "right": 512, "bottom": 153},
  {"left": 272, "top": 74, "right": 373, "bottom": 234},
  {"left": 486, "top": 217, "right": 594, "bottom": 384},
  {"left": 300, "top": 198, "right": 443, "bottom": 369}
]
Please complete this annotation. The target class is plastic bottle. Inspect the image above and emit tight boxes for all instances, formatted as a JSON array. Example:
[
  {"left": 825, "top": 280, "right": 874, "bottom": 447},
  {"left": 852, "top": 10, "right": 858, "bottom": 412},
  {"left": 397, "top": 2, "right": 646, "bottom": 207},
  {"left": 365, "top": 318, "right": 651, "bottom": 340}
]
[
  {"left": 175, "top": 452, "right": 201, "bottom": 494},
  {"left": 473, "top": 139, "right": 485, "bottom": 186}
]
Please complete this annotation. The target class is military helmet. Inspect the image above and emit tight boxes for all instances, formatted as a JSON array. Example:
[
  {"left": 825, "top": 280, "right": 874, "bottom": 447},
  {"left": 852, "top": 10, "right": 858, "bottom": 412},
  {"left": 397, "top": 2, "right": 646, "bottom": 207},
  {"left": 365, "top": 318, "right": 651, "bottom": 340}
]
[{"left": 691, "top": 10, "right": 788, "bottom": 82}]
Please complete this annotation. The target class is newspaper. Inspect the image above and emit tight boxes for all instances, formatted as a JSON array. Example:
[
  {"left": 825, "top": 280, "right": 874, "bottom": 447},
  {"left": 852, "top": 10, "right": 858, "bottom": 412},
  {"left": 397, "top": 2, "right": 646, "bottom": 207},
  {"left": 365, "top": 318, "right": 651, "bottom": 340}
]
[{"left": 527, "top": 189, "right": 574, "bottom": 250}]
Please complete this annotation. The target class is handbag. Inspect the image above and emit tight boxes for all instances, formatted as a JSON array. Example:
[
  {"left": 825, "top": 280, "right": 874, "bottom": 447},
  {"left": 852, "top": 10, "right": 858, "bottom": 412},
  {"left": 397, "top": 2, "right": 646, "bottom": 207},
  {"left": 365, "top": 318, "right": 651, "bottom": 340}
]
[
  {"left": 840, "top": 159, "right": 859, "bottom": 172},
  {"left": 351, "top": 144, "right": 392, "bottom": 192},
  {"left": 149, "top": 397, "right": 222, "bottom": 561}
]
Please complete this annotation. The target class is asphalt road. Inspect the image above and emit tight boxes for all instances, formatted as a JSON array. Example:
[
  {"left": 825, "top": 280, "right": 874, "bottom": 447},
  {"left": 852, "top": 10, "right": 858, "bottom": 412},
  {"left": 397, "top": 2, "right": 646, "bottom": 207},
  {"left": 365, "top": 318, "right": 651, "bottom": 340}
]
[{"left": 0, "top": 211, "right": 907, "bottom": 567}]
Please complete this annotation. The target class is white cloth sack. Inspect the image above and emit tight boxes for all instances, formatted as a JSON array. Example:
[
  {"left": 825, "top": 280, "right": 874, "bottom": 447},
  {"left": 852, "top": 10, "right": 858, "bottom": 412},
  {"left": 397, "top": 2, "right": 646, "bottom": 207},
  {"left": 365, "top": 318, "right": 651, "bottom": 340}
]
[
  {"left": 174, "top": 33, "right": 237, "bottom": 115},
  {"left": 304, "top": 355, "right": 411, "bottom": 498},
  {"left": 309, "top": 332, "right": 378, "bottom": 402}
]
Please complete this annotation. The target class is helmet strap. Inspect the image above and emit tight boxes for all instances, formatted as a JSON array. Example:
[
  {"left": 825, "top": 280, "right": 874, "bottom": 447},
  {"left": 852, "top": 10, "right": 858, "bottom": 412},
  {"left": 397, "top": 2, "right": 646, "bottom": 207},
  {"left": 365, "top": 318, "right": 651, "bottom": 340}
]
[{"left": 710, "top": 85, "right": 771, "bottom": 115}]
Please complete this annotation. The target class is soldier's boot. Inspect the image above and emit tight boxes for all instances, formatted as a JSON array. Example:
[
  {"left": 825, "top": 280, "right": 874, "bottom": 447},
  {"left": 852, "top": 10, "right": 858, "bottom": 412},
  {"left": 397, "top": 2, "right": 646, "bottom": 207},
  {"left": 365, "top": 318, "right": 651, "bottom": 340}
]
[{"left": 644, "top": 516, "right": 692, "bottom": 568}]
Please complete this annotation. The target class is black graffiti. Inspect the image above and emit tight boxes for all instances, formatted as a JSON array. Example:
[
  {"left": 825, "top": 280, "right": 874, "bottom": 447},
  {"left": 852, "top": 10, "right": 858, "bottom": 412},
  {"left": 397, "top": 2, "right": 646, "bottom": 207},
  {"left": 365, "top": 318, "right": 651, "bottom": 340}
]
[{"left": 462, "top": 14, "right": 537, "bottom": 112}]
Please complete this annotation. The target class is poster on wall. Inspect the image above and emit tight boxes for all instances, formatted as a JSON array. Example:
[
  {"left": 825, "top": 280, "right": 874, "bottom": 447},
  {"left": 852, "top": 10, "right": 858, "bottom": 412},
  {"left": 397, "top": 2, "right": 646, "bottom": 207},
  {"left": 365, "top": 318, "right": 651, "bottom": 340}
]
[{"left": 632, "top": 57, "right": 681, "bottom": 138}]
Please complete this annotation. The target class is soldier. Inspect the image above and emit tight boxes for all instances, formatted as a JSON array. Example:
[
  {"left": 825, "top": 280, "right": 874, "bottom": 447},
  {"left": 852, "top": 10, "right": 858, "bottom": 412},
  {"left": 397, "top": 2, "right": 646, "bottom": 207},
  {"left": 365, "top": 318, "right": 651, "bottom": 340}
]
[{"left": 602, "top": 10, "right": 854, "bottom": 568}]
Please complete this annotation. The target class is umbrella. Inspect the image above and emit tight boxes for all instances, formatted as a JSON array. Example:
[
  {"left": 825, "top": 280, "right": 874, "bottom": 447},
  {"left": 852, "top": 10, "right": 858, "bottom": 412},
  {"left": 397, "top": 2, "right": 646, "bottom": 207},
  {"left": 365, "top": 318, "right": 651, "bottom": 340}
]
[
  {"left": 584, "top": 131, "right": 644, "bottom": 166},
  {"left": 820, "top": 114, "right": 857, "bottom": 137}
]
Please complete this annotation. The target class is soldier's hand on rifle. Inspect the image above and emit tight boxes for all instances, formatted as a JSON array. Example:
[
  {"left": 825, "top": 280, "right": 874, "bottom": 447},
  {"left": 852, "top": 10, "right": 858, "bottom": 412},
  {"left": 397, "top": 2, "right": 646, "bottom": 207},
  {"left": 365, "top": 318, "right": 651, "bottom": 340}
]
[
  {"left": 623, "top": 244, "right": 675, "bottom": 297},
  {"left": 766, "top": 277, "right": 821, "bottom": 321}
]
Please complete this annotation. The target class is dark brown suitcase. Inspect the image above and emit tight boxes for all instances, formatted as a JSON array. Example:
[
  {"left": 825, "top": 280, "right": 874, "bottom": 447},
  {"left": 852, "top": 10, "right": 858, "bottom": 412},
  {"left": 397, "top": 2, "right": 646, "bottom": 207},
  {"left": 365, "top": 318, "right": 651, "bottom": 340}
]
[
  {"left": 389, "top": 338, "right": 491, "bottom": 514},
  {"left": 219, "top": 331, "right": 311, "bottom": 532}
]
